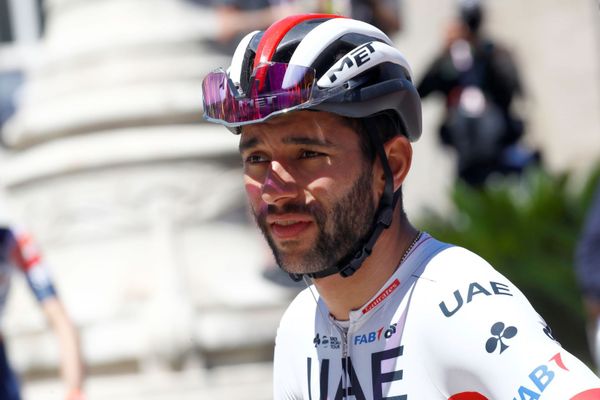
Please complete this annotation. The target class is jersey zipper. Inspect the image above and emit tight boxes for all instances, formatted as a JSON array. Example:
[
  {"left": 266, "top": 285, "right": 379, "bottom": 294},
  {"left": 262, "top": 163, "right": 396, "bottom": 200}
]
[
  {"left": 341, "top": 329, "right": 349, "bottom": 399},
  {"left": 335, "top": 323, "right": 352, "bottom": 399},
  {"left": 332, "top": 321, "right": 350, "bottom": 399}
]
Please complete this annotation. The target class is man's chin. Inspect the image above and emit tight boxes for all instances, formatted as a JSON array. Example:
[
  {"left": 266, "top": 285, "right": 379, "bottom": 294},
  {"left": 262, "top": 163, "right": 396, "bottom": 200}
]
[
  {"left": 276, "top": 256, "right": 328, "bottom": 276},
  {"left": 268, "top": 241, "right": 328, "bottom": 275},
  {"left": 276, "top": 257, "right": 306, "bottom": 275}
]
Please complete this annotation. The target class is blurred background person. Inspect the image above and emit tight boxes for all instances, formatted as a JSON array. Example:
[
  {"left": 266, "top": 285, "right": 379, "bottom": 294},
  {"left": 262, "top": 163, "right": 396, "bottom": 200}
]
[
  {"left": 0, "top": 2, "right": 88, "bottom": 398},
  {"left": 0, "top": 225, "right": 85, "bottom": 400},
  {"left": 576, "top": 181, "right": 600, "bottom": 373},
  {"left": 417, "top": 0, "right": 540, "bottom": 187}
]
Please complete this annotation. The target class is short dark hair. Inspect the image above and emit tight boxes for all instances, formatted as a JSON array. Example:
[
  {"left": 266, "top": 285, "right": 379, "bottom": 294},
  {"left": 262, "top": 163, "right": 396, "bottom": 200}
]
[
  {"left": 344, "top": 112, "right": 407, "bottom": 222},
  {"left": 344, "top": 112, "right": 404, "bottom": 163}
]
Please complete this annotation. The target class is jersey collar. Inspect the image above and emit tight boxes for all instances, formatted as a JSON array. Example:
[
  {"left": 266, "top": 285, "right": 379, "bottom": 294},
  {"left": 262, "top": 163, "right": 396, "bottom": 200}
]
[{"left": 346, "top": 232, "right": 432, "bottom": 323}]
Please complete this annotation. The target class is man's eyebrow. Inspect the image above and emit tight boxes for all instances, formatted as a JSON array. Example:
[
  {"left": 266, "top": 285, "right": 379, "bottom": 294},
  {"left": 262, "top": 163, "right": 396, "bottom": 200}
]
[
  {"left": 239, "top": 137, "right": 259, "bottom": 152},
  {"left": 239, "top": 136, "right": 334, "bottom": 152},
  {"left": 282, "top": 136, "right": 334, "bottom": 147}
]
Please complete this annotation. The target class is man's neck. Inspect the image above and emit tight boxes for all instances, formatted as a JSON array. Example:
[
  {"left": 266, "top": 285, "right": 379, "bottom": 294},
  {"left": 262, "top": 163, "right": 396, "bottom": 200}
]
[{"left": 312, "top": 218, "right": 419, "bottom": 321}]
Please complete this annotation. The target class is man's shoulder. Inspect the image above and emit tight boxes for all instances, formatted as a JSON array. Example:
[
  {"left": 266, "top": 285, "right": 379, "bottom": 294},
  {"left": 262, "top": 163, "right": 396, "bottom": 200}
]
[
  {"left": 420, "top": 239, "right": 501, "bottom": 282},
  {"left": 278, "top": 287, "right": 319, "bottom": 327},
  {"left": 275, "top": 287, "right": 320, "bottom": 349},
  {"left": 404, "top": 239, "right": 510, "bottom": 309}
]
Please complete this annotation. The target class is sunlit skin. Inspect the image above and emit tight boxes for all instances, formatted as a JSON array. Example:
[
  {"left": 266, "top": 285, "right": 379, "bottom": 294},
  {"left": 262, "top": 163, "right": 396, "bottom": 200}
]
[
  {"left": 240, "top": 110, "right": 419, "bottom": 320},
  {"left": 241, "top": 111, "right": 373, "bottom": 273}
]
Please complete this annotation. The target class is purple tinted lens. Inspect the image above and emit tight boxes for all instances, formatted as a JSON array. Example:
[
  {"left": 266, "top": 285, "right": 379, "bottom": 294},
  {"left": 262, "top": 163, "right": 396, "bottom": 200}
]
[
  {"left": 202, "top": 63, "right": 315, "bottom": 124},
  {"left": 202, "top": 70, "right": 230, "bottom": 119}
]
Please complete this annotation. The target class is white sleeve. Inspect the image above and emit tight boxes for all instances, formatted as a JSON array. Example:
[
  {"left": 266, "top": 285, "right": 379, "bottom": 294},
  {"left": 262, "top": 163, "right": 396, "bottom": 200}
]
[
  {"left": 420, "top": 248, "right": 600, "bottom": 399},
  {"left": 273, "top": 328, "right": 302, "bottom": 400},
  {"left": 273, "top": 290, "right": 315, "bottom": 400}
]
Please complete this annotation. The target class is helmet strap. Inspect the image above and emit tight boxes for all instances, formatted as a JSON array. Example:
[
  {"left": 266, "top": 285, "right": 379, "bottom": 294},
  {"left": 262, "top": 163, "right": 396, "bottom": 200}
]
[{"left": 288, "top": 132, "right": 398, "bottom": 281}]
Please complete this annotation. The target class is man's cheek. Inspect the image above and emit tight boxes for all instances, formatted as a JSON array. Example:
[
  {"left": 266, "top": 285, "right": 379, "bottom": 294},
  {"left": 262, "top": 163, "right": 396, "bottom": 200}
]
[
  {"left": 244, "top": 180, "right": 262, "bottom": 202},
  {"left": 244, "top": 182, "right": 267, "bottom": 219}
]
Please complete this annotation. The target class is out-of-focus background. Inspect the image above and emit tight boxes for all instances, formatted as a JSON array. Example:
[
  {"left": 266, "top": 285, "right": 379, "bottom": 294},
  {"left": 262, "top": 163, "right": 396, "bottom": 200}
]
[{"left": 0, "top": 0, "right": 598, "bottom": 398}]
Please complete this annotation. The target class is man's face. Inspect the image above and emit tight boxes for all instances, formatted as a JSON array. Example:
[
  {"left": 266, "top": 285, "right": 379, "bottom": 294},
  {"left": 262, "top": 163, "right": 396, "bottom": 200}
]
[{"left": 240, "top": 111, "right": 378, "bottom": 276}]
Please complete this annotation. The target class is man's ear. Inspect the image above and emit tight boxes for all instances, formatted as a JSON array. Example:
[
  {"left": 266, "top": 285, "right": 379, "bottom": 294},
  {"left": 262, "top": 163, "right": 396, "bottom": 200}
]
[{"left": 383, "top": 135, "right": 412, "bottom": 191}]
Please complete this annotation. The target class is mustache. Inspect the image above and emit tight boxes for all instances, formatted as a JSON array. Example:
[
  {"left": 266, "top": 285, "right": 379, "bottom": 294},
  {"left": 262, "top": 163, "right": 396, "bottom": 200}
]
[
  {"left": 255, "top": 202, "right": 323, "bottom": 226},
  {"left": 257, "top": 203, "right": 311, "bottom": 222}
]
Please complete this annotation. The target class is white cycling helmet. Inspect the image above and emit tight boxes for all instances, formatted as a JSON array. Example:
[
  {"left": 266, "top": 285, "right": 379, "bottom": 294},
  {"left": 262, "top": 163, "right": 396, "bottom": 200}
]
[{"left": 202, "top": 13, "right": 421, "bottom": 141}]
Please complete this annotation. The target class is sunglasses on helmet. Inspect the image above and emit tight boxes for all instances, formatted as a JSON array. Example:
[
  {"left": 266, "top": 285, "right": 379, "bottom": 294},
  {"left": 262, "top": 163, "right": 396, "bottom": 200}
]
[{"left": 202, "top": 62, "right": 348, "bottom": 128}]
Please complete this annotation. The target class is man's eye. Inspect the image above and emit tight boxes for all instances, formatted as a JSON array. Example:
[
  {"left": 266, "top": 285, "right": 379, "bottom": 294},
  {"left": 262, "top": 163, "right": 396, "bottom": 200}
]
[
  {"left": 245, "top": 154, "right": 268, "bottom": 164},
  {"left": 300, "top": 150, "right": 323, "bottom": 159}
]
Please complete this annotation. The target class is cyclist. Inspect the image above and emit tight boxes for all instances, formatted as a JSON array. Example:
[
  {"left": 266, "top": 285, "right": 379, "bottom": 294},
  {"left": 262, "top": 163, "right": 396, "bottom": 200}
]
[
  {"left": 0, "top": 225, "right": 85, "bottom": 400},
  {"left": 202, "top": 14, "right": 600, "bottom": 399}
]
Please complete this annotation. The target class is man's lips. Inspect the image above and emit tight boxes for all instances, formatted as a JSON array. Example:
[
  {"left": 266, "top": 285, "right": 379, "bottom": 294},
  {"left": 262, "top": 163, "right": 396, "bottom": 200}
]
[{"left": 267, "top": 214, "right": 313, "bottom": 240}]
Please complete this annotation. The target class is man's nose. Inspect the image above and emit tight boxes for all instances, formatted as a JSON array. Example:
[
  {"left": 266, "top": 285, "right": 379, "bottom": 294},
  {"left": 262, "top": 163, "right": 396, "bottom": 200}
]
[{"left": 261, "top": 161, "right": 298, "bottom": 205}]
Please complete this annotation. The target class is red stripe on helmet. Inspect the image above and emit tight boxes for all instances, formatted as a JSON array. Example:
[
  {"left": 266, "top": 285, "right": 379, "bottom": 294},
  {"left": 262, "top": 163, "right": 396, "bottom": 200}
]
[{"left": 253, "top": 14, "right": 345, "bottom": 69}]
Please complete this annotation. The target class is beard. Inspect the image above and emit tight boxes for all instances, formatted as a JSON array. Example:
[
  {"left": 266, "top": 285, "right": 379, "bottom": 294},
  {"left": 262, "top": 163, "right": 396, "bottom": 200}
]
[{"left": 254, "top": 166, "right": 377, "bottom": 276}]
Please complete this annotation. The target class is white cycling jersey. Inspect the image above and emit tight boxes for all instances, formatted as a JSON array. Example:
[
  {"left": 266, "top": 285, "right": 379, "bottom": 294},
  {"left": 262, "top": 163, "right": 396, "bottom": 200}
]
[{"left": 273, "top": 233, "right": 600, "bottom": 399}]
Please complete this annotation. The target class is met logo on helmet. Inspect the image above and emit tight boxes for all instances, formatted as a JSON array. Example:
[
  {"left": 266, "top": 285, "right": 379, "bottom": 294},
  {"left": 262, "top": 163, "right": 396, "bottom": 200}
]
[{"left": 325, "top": 42, "right": 376, "bottom": 84}]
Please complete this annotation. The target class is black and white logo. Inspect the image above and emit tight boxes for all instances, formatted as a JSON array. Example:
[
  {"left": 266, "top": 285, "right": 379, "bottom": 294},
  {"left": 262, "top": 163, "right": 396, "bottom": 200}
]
[
  {"left": 486, "top": 321, "right": 518, "bottom": 354},
  {"left": 313, "top": 334, "right": 340, "bottom": 349}
]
